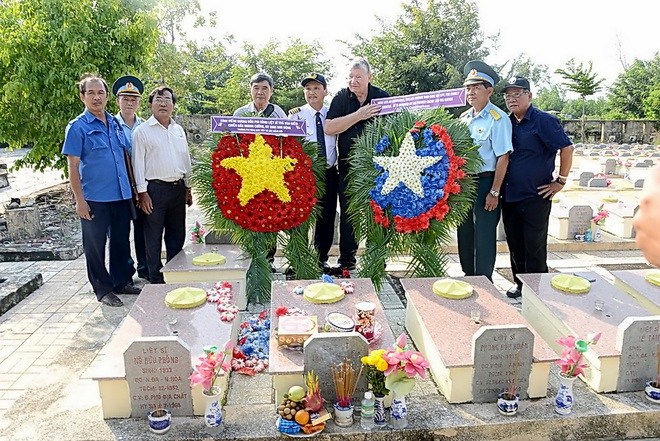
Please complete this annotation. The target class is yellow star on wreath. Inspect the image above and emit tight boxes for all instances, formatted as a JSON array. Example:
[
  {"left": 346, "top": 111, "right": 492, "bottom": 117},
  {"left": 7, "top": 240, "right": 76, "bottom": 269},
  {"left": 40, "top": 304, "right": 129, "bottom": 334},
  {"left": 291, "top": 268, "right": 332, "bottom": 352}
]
[
  {"left": 373, "top": 131, "right": 443, "bottom": 197},
  {"left": 221, "top": 134, "right": 297, "bottom": 206}
]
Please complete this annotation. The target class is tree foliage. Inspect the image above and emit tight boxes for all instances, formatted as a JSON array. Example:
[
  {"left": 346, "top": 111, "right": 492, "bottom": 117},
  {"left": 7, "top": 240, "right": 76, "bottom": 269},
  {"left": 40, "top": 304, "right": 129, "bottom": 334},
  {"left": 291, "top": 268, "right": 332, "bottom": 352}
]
[
  {"left": 348, "top": 0, "right": 489, "bottom": 97},
  {"left": 0, "top": 0, "right": 160, "bottom": 172},
  {"left": 607, "top": 54, "right": 660, "bottom": 119}
]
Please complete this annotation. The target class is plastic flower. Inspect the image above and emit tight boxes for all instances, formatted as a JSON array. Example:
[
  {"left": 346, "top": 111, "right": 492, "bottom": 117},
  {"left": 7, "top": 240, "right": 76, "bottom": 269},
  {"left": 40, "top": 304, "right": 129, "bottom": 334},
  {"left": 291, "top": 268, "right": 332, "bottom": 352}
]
[
  {"left": 592, "top": 204, "right": 609, "bottom": 226},
  {"left": 555, "top": 332, "right": 600, "bottom": 377},
  {"left": 189, "top": 339, "right": 234, "bottom": 393},
  {"left": 378, "top": 333, "right": 429, "bottom": 395},
  {"left": 189, "top": 221, "right": 205, "bottom": 244}
]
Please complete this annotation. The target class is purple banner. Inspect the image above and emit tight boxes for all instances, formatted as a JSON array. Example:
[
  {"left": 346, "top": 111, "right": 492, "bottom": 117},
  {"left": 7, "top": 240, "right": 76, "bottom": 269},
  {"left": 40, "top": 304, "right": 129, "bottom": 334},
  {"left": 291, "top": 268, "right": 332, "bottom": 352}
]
[
  {"left": 371, "top": 88, "right": 466, "bottom": 115},
  {"left": 210, "top": 116, "right": 307, "bottom": 136}
]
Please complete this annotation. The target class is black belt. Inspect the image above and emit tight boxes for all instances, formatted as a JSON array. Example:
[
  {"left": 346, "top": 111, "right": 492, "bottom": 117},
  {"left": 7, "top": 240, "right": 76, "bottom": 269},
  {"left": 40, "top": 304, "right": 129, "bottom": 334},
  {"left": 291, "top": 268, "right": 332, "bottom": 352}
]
[
  {"left": 470, "top": 171, "right": 495, "bottom": 178},
  {"left": 149, "top": 179, "right": 184, "bottom": 186}
]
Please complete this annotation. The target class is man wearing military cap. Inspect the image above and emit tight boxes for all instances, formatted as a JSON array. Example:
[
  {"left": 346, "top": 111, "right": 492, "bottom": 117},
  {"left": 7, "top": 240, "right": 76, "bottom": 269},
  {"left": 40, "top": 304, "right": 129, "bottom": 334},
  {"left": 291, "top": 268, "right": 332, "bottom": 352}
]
[
  {"left": 458, "top": 60, "right": 513, "bottom": 282},
  {"left": 501, "top": 76, "right": 573, "bottom": 298},
  {"left": 289, "top": 73, "right": 338, "bottom": 274},
  {"left": 113, "top": 75, "right": 148, "bottom": 280}
]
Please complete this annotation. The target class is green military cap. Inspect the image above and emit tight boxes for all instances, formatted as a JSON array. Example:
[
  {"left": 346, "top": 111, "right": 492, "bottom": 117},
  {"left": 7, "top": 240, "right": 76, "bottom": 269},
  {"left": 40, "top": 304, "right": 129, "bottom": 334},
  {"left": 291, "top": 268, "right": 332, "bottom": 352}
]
[
  {"left": 463, "top": 61, "right": 500, "bottom": 87},
  {"left": 112, "top": 75, "right": 144, "bottom": 97}
]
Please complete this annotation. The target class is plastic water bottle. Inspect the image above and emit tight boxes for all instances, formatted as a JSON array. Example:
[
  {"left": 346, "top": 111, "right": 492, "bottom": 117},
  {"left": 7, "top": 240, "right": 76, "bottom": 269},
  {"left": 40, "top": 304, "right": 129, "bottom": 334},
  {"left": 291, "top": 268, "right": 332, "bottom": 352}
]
[
  {"left": 585, "top": 229, "right": 593, "bottom": 242},
  {"left": 360, "top": 391, "right": 375, "bottom": 431}
]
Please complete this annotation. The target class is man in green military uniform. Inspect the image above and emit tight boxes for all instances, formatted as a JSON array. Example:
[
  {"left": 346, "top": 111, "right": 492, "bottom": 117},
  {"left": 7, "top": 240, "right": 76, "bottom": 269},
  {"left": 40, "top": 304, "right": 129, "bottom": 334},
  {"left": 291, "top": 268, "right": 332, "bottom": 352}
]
[{"left": 458, "top": 61, "right": 513, "bottom": 281}]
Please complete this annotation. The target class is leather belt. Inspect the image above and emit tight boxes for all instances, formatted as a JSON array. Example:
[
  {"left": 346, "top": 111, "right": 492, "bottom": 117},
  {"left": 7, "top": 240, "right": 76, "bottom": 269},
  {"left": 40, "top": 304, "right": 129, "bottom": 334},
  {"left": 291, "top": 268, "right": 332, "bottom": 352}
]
[
  {"left": 149, "top": 179, "right": 184, "bottom": 186},
  {"left": 469, "top": 171, "right": 495, "bottom": 178}
]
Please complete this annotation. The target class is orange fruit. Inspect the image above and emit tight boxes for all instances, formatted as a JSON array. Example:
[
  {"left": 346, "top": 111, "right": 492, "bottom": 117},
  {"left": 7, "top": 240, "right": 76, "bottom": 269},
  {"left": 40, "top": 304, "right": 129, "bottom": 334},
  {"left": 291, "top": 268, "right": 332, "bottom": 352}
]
[{"left": 294, "top": 409, "right": 310, "bottom": 425}]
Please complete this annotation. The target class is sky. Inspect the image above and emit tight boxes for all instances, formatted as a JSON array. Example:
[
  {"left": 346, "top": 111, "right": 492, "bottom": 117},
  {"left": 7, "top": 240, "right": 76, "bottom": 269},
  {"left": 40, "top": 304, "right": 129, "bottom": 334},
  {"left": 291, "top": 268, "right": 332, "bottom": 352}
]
[{"left": 191, "top": 0, "right": 659, "bottom": 96}]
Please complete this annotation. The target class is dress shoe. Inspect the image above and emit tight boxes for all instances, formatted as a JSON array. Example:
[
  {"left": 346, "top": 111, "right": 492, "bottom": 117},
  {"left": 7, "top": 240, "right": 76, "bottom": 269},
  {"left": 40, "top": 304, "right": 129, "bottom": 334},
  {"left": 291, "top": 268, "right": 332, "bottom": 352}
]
[
  {"left": 116, "top": 284, "right": 142, "bottom": 295},
  {"left": 100, "top": 293, "right": 124, "bottom": 307},
  {"left": 506, "top": 286, "right": 522, "bottom": 299},
  {"left": 319, "top": 262, "right": 333, "bottom": 275},
  {"left": 137, "top": 271, "right": 150, "bottom": 280}
]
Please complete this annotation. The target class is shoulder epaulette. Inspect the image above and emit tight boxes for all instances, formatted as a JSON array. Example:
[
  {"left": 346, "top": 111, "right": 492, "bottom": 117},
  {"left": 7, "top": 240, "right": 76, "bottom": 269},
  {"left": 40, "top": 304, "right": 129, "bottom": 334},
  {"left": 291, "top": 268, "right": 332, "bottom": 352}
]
[
  {"left": 489, "top": 109, "right": 502, "bottom": 121},
  {"left": 288, "top": 107, "right": 301, "bottom": 116},
  {"left": 460, "top": 109, "right": 471, "bottom": 118}
]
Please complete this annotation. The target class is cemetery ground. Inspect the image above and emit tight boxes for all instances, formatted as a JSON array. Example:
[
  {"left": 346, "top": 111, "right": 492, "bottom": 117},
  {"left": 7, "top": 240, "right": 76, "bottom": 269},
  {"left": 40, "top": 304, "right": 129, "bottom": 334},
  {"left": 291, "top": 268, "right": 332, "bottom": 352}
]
[{"left": 1, "top": 147, "right": 659, "bottom": 440}]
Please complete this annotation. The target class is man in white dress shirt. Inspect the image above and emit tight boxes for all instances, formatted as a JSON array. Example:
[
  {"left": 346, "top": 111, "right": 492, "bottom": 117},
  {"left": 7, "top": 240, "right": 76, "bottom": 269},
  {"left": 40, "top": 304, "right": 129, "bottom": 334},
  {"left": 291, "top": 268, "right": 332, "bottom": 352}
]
[
  {"left": 233, "top": 72, "right": 286, "bottom": 118},
  {"left": 132, "top": 86, "right": 193, "bottom": 284},
  {"left": 289, "top": 73, "right": 338, "bottom": 273}
]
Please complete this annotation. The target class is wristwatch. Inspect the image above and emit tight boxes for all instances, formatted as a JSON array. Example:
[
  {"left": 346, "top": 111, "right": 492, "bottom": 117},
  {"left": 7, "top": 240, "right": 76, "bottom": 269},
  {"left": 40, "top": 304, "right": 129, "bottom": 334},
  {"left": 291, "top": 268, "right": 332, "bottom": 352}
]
[
  {"left": 555, "top": 177, "right": 566, "bottom": 185},
  {"left": 489, "top": 189, "right": 500, "bottom": 198}
]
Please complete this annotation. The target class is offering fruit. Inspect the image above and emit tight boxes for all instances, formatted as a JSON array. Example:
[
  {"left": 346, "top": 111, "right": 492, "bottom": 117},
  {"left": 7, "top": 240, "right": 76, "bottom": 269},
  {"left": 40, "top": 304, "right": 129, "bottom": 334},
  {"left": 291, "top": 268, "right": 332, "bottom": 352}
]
[
  {"left": 294, "top": 409, "right": 310, "bottom": 425},
  {"left": 278, "top": 396, "right": 303, "bottom": 420},
  {"left": 287, "top": 385, "right": 306, "bottom": 402},
  {"left": 300, "top": 422, "right": 325, "bottom": 434}
]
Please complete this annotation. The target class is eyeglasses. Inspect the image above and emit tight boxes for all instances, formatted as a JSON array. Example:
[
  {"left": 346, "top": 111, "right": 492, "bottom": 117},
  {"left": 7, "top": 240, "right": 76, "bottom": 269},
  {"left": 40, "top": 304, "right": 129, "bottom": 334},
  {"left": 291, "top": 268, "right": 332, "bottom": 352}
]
[
  {"left": 153, "top": 97, "right": 173, "bottom": 104},
  {"left": 503, "top": 91, "right": 528, "bottom": 100}
]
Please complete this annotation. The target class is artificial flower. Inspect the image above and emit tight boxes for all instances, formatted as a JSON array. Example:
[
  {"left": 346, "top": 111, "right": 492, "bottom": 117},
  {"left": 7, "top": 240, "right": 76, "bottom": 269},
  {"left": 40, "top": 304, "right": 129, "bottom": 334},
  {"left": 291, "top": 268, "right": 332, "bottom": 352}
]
[
  {"left": 379, "top": 333, "right": 429, "bottom": 395},
  {"left": 555, "top": 332, "right": 600, "bottom": 377},
  {"left": 592, "top": 204, "right": 609, "bottom": 226},
  {"left": 189, "top": 221, "right": 205, "bottom": 244},
  {"left": 189, "top": 339, "right": 234, "bottom": 393}
]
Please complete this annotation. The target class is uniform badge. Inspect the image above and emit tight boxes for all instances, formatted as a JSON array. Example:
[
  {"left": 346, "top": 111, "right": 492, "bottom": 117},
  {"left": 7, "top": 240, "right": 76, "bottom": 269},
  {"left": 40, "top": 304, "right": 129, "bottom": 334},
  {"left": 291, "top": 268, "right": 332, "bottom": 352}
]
[
  {"left": 508, "top": 77, "right": 517, "bottom": 84},
  {"left": 477, "top": 128, "right": 485, "bottom": 133}
]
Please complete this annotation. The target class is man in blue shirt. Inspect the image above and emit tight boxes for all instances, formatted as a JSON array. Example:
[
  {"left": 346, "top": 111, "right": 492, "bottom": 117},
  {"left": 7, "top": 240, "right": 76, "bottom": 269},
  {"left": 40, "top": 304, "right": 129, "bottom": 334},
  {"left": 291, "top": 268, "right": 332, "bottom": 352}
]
[
  {"left": 62, "top": 75, "right": 140, "bottom": 307},
  {"left": 502, "top": 76, "right": 574, "bottom": 298},
  {"left": 458, "top": 61, "right": 513, "bottom": 281},
  {"left": 113, "top": 75, "right": 147, "bottom": 280}
]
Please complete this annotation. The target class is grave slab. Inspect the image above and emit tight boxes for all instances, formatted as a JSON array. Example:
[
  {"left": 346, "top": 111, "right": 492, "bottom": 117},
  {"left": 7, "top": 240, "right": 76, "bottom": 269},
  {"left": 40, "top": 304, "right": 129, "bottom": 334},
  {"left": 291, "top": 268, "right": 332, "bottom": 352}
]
[
  {"left": 519, "top": 272, "right": 656, "bottom": 393},
  {"left": 161, "top": 243, "right": 251, "bottom": 309},
  {"left": 268, "top": 278, "right": 394, "bottom": 406},
  {"left": 548, "top": 205, "right": 593, "bottom": 240},
  {"left": 600, "top": 200, "right": 640, "bottom": 238},
  {"left": 615, "top": 317, "right": 660, "bottom": 392},
  {"left": 403, "top": 276, "right": 556, "bottom": 403},
  {"left": 611, "top": 269, "right": 660, "bottom": 314},
  {"left": 87, "top": 282, "right": 237, "bottom": 418}
]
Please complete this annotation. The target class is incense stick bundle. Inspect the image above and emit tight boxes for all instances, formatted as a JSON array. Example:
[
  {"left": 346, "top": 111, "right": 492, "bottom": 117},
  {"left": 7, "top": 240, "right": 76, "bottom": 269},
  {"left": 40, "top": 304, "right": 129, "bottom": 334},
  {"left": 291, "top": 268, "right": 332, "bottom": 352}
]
[{"left": 331, "top": 358, "right": 364, "bottom": 407}]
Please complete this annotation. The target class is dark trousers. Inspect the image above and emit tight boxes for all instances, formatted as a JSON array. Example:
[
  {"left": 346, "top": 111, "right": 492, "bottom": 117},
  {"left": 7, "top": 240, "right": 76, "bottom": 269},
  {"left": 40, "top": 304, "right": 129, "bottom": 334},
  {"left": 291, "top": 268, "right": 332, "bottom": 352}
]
[
  {"left": 143, "top": 181, "right": 186, "bottom": 284},
  {"left": 338, "top": 160, "right": 357, "bottom": 268},
  {"left": 81, "top": 199, "right": 132, "bottom": 300},
  {"left": 128, "top": 211, "right": 148, "bottom": 277},
  {"left": 315, "top": 166, "right": 339, "bottom": 263},
  {"left": 457, "top": 175, "right": 500, "bottom": 281},
  {"left": 502, "top": 196, "right": 552, "bottom": 289}
]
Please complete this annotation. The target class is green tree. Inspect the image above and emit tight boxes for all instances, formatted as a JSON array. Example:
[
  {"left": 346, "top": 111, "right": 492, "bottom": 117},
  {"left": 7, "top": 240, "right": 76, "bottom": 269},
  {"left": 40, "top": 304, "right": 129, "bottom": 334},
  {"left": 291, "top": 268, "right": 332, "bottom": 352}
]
[
  {"left": 562, "top": 97, "right": 608, "bottom": 119},
  {"left": 0, "top": 0, "right": 160, "bottom": 172},
  {"left": 348, "top": 0, "right": 489, "bottom": 97},
  {"left": 491, "top": 55, "right": 551, "bottom": 110},
  {"left": 607, "top": 54, "right": 660, "bottom": 119},
  {"left": 555, "top": 59, "right": 604, "bottom": 141},
  {"left": 535, "top": 84, "right": 567, "bottom": 113}
]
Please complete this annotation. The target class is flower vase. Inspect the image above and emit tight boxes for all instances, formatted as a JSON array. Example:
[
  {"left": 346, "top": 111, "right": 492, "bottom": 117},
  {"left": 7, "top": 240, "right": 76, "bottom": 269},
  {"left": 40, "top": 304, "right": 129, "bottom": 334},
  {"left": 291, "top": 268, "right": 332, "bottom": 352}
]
[
  {"left": 554, "top": 374, "right": 577, "bottom": 415},
  {"left": 373, "top": 393, "right": 387, "bottom": 427},
  {"left": 388, "top": 391, "right": 408, "bottom": 429},
  {"left": 148, "top": 408, "right": 171, "bottom": 434},
  {"left": 333, "top": 402, "right": 354, "bottom": 427},
  {"left": 644, "top": 381, "right": 660, "bottom": 404},
  {"left": 497, "top": 392, "right": 519, "bottom": 416},
  {"left": 592, "top": 223, "right": 602, "bottom": 242},
  {"left": 204, "top": 386, "right": 224, "bottom": 434}
]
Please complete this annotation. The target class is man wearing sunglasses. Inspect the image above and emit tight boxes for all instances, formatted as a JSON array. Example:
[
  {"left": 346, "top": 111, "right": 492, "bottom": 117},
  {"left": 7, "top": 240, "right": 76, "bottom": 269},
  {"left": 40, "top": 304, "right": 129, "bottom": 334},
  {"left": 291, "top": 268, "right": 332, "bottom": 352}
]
[{"left": 501, "top": 76, "right": 574, "bottom": 299}]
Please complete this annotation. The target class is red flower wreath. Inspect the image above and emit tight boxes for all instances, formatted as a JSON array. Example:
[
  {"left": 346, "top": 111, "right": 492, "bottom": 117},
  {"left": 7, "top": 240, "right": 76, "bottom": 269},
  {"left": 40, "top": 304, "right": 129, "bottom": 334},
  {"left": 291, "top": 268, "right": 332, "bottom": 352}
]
[{"left": 211, "top": 134, "right": 317, "bottom": 232}]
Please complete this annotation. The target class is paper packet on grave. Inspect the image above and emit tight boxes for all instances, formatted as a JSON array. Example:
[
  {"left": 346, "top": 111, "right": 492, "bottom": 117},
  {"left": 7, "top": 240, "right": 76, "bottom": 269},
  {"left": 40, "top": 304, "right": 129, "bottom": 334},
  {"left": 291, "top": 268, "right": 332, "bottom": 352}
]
[
  {"left": 644, "top": 271, "right": 660, "bottom": 287},
  {"left": 192, "top": 252, "right": 226, "bottom": 266},
  {"left": 432, "top": 279, "right": 474, "bottom": 299},
  {"left": 551, "top": 274, "right": 591, "bottom": 294},
  {"left": 165, "top": 287, "right": 207, "bottom": 308},
  {"left": 303, "top": 283, "right": 345, "bottom": 304},
  {"left": 277, "top": 316, "right": 318, "bottom": 349}
]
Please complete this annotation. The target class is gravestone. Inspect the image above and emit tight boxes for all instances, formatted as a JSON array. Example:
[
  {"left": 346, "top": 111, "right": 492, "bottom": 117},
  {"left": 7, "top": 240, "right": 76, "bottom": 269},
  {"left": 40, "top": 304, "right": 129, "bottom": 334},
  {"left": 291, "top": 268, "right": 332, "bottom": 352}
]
[
  {"left": 635, "top": 162, "right": 650, "bottom": 168},
  {"left": 567, "top": 205, "right": 594, "bottom": 238},
  {"left": 603, "top": 150, "right": 614, "bottom": 156},
  {"left": 303, "top": 332, "right": 368, "bottom": 405},
  {"left": 635, "top": 179, "right": 645, "bottom": 188},
  {"left": 644, "top": 145, "right": 655, "bottom": 150},
  {"left": 644, "top": 159, "right": 654, "bottom": 167},
  {"left": 471, "top": 325, "right": 534, "bottom": 402},
  {"left": 6, "top": 207, "right": 41, "bottom": 240},
  {"left": 0, "top": 162, "right": 8, "bottom": 188},
  {"left": 631, "top": 206, "right": 639, "bottom": 238},
  {"left": 619, "top": 145, "right": 631, "bottom": 150},
  {"left": 124, "top": 337, "right": 193, "bottom": 416},
  {"left": 588, "top": 177, "right": 608, "bottom": 188},
  {"left": 579, "top": 172, "right": 595, "bottom": 187},
  {"left": 615, "top": 317, "right": 660, "bottom": 392},
  {"left": 652, "top": 153, "right": 660, "bottom": 157},
  {"left": 604, "top": 158, "right": 617, "bottom": 174},
  {"left": 632, "top": 151, "right": 642, "bottom": 156},
  {"left": 589, "top": 152, "right": 600, "bottom": 157},
  {"left": 204, "top": 230, "right": 233, "bottom": 244},
  {"left": 621, "top": 152, "right": 632, "bottom": 157},
  {"left": 574, "top": 150, "right": 585, "bottom": 156}
]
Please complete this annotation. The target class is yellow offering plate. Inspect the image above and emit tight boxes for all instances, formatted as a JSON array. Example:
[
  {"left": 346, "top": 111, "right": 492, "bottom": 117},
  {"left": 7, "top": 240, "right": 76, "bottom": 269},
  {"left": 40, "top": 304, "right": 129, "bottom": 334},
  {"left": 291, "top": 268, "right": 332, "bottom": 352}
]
[
  {"left": 192, "top": 253, "right": 227, "bottom": 266},
  {"left": 165, "top": 287, "right": 207, "bottom": 308},
  {"left": 644, "top": 270, "right": 660, "bottom": 287},
  {"left": 551, "top": 274, "right": 591, "bottom": 294},
  {"left": 303, "top": 283, "right": 345, "bottom": 304},
  {"left": 432, "top": 279, "right": 474, "bottom": 299}
]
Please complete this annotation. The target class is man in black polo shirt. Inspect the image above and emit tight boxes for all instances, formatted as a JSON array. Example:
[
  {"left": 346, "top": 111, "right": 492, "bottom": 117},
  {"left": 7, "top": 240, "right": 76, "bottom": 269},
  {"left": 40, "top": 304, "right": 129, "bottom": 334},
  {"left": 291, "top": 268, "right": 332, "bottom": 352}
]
[{"left": 325, "top": 58, "right": 388, "bottom": 274}]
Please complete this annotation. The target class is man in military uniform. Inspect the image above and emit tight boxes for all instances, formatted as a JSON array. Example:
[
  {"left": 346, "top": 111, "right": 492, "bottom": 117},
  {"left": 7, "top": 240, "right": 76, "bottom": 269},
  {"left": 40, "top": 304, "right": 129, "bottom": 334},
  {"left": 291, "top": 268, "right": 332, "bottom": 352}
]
[
  {"left": 288, "top": 73, "right": 338, "bottom": 274},
  {"left": 112, "top": 75, "right": 147, "bottom": 280},
  {"left": 502, "top": 76, "right": 573, "bottom": 298},
  {"left": 458, "top": 61, "right": 513, "bottom": 281}
]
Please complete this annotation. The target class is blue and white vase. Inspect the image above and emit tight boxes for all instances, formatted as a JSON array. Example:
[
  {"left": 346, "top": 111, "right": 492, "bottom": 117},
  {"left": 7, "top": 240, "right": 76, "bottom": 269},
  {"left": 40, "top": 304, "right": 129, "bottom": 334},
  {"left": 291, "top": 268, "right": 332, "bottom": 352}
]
[
  {"left": 555, "top": 374, "right": 576, "bottom": 415},
  {"left": 644, "top": 381, "right": 660, "bottom": 404},
  {"left": 204, "top": 386, "right": 224, "bottom": 434},
  {"left": 148, "top": 408, "right": 171, "bottom": 434},
  {"left": 373, "top": 393, "right": 387, "bottom": 427},
  {"left": 388, "top": 391, "right": 408, "bottom": 429},
  {"left": 497, "top": 392, "right": 519, "bottom": 416}
]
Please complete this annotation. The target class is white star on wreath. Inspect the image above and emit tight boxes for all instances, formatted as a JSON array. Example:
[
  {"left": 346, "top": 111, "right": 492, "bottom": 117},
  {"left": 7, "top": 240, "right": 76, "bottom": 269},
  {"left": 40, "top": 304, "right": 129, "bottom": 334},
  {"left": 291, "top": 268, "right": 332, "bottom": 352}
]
[{"left": 373, "top": 131, "right": 443, "bottom": 197}]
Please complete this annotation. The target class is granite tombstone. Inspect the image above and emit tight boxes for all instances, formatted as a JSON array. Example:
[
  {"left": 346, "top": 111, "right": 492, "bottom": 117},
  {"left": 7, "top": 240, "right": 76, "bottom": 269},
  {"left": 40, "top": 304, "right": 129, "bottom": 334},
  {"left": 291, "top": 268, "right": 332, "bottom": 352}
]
[{"left": 616, "top": 317, "right": 660, "bottom": 392}]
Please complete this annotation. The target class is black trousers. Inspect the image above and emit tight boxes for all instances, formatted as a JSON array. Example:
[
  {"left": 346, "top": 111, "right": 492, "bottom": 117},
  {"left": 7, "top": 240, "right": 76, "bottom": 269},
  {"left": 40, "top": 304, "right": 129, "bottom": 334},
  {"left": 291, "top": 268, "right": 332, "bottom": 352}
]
[
  {"left": 142, "top": 180, "right": 186, "bottom": 284},
  {"left": 314, "top": 166, "right": 339, "bottom": 263},
  {"left": 457, "top": 175, "right": 500, "bottom": 281},
  {"left": 81, "top": 199, "right": 132, "bottom": 300},
  {"left": 502, "top": 196, "right": 552, "bottom": 289},
  {"left": 337, "top": 160, "right": 357, "bottom": 268}
]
